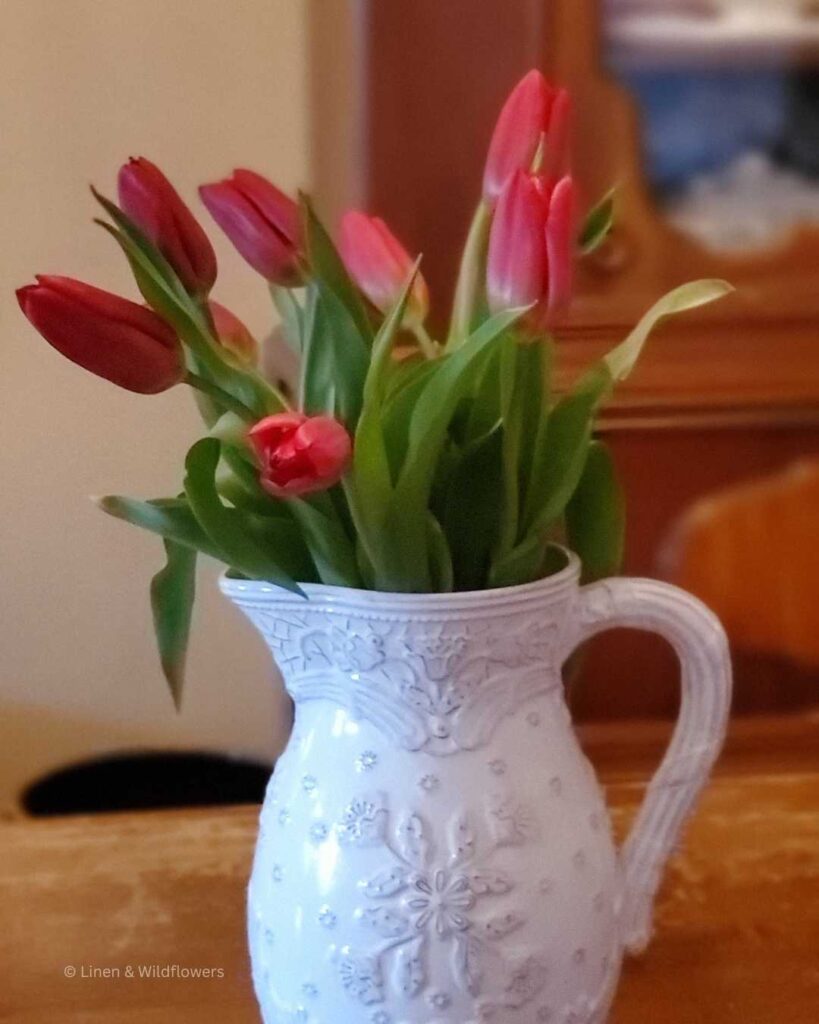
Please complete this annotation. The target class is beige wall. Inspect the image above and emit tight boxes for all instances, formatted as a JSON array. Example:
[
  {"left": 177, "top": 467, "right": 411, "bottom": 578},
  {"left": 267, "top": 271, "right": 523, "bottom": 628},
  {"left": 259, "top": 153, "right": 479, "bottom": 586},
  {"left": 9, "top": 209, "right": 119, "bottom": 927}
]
[{"left": 0, "top": 0, "right": 310, "bottom": 812}]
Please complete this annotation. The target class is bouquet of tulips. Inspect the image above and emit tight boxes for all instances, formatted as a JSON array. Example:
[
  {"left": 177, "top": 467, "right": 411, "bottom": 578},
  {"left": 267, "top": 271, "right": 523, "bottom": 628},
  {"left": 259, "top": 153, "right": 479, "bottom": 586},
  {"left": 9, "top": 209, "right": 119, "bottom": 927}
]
[{"left": 17, "top": 70, "right": 730, "bottom": 704}]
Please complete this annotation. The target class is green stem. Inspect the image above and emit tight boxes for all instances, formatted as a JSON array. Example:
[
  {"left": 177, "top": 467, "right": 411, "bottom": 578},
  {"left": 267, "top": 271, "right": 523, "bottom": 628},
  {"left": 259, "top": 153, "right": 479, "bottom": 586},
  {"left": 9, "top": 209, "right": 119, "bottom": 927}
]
[
  {"left": 446, "top": 200, "right": 492, "bottom": 350},
  {"left": 412, "top": 322, "right": 439, "bottom": 360},
  {"left": 193, "top": 296, "right": 290, "bottom": 415},
  {"left": 184, "top": 372, "right": 258, "bottom": 423},
  {"left": 497, "top": 335, "right": 524, "bottom": 558}
]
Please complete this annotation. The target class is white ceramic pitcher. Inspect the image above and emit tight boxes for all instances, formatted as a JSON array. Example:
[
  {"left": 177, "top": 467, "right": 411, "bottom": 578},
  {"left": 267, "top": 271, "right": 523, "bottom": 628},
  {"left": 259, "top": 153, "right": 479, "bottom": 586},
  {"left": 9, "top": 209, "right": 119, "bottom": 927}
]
[{"left": 222, "top": 550, "right": 731, "bottom": 1024}]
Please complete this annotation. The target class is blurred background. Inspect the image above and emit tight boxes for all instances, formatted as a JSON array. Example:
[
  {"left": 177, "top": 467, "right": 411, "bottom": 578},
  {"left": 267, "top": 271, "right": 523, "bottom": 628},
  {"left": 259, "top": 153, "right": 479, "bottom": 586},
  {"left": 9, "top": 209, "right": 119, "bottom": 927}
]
[{"left": 2, "top": 0, "right": 817, "bottom": 818}]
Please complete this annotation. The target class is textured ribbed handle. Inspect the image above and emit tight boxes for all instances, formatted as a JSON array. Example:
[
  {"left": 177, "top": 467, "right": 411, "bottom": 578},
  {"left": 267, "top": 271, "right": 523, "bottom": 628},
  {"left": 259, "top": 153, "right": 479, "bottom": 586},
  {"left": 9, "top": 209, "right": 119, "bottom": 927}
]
[{"left": 570, "top": 578, "right": 732, "bottom": 954}]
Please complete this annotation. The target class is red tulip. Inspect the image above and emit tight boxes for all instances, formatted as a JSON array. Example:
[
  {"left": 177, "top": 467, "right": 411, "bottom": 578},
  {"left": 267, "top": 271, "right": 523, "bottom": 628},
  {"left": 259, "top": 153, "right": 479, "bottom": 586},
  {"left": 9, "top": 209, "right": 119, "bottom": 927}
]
[
  {"left": 486, "top": 171, "right": 576, "bottom": 330},
  {"left": 339, "top": 211, "right": 429, "bottom": 325},
  {"left": 248, "top": 412, "right": 352, "bottom": 497},
  {"left": 17, "top": 275, "right": 183, "bottom": 394},
  {"left": 118, "top": 157, "right": 217, "bottom": 295},
  {"left": 482, "top": 70, "right": 572, "bottom": 204},
  {"left": 209, "top": 301, "right": 258, "bottom": 366},
  {"left": 199, "top": 170, "right": 302, "bottom": 285}
]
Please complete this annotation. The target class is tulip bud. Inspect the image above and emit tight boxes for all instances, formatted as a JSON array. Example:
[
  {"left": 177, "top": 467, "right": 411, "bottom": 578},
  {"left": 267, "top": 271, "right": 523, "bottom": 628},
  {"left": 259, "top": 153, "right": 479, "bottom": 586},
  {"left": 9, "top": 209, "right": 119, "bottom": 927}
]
[
  {"left": 486, "top": 170, "right": 548, "bottom": 315},
  {"left": 544, "top": 175, "right": 576, "bottom": 319},
  {"left": 17, "top": 275, "right": 183, "bottom": 394},
  {"left": 209, "top": 301, "right": 258, "bottom": 366},
  {"left": 540, "top": 89, "right": 572, "bottom": 183},
  {"left": 482, "top": 70, "right": 552, "bottom": 204},
  {"left": 248, "top": 412, "right": 352, "bottom": 498},
  {"left": 199, "top": 170, "right": 302, "bottom": 286},
  {"left": 486, "top": 171, "right": 576, "bottom": 330},
  {"left": 339, "top": 211, "right": 429, "bottom": 325},
  {"left": 118, "top": 157, "right": 217, "bottom": 295}
]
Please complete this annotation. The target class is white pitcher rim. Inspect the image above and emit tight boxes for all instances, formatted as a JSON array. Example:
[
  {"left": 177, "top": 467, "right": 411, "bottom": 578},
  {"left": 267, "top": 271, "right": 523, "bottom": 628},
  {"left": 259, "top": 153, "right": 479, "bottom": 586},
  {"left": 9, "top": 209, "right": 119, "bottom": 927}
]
[{"left": 219, "top": 546, "right": 581, "bottom": 612}]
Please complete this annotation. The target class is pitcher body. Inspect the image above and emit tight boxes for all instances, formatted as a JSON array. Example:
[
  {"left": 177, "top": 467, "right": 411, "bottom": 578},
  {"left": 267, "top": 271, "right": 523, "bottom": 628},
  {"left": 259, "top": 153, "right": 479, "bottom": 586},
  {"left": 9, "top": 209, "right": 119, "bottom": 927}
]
[{"left": 223, "top": 551, "right": 731, "bottom": 1024}]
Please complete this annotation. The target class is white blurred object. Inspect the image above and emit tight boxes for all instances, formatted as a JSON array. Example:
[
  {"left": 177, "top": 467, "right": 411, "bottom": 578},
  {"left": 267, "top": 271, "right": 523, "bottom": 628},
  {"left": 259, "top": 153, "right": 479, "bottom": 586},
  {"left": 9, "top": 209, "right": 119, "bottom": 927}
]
[
  {"left": 607, "top": 0, "right": 819, "bottom": 67},
  {"left": 666, "top": 150, "right": 819, "bottom": 251}
]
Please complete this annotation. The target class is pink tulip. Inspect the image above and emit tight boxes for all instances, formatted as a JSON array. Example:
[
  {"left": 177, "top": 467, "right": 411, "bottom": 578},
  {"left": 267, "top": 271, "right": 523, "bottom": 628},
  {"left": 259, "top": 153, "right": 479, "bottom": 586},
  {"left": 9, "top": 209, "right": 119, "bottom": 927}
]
[
  {"left": 17, "top": 275, "right": 183, "bottom": 394},
  {"left": 118, "top": 157, "right": 217, "bottom": 295},
  {"left": 541, "top": 88, "right": 572, "bottom": 183},
  {"left": 486, "top": 171, "right": 577, "bottom": 330},
  {"left": 199, "top": 170, "right": 302, "bottom": 285},
  {"left": 486, "top": 170, "right": 548, "bottom": 314},
  {"left": 248, "top": 412, "right": 352, "bottom": 497},
  {"left": 209, "top": 301, "right": 258, "bottom": 366},
  {"left": 482, "top": 70, "right": 572, "bottom": 204},
  {"left": 544, "top": 176, "right": 576, "bottom": 318},
  {"left": 339, "top": 211, "right": 429, "bottom": 325}
]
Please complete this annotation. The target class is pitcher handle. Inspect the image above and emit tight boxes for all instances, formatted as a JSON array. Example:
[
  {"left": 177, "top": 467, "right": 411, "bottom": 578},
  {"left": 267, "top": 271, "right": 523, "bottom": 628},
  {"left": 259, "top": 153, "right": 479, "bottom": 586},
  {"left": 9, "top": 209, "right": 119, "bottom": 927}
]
[{"left": 569, "top": 577, "right": 732, "bottom": 954}]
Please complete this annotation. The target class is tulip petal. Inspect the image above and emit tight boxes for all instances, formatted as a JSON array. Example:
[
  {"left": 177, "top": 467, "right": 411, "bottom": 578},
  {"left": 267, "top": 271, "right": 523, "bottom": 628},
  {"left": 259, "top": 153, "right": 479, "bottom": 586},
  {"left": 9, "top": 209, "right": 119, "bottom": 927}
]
[
  {"left": 339, "top": 211, "right": 428, "bottom": 323},
  {"left": 209, "top": 300, "right": 258, "bottom": 365},
  {"left": 232, "top": 169, "right": 300, "bottom": 246},
  {"left": 483, "top": 70, "right": 553, "bottom": 203},
  {"left": 118, "top": 157, "right": 217, "bottom": 294},
  {"left": 541, "top": 88, "right": 572, "bottom": 183},
  {"left": 17, "top": 277, "right": 183, "bottom": 394},
  {"left": 486, "top": 170, "right": 548, "bottom": 315},
  {"left": 199, "top": 177, "right": 300, "bottom": 285},
  {"left": 545, "top": 175, "right": 576, "bottom": 320}
]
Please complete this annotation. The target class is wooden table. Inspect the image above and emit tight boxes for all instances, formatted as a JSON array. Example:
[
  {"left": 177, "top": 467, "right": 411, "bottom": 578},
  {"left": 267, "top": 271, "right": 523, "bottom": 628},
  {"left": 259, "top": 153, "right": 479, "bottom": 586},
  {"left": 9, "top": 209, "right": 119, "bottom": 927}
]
[{"left": 2, "top": 715, "right": 819, "bottom": 1023}]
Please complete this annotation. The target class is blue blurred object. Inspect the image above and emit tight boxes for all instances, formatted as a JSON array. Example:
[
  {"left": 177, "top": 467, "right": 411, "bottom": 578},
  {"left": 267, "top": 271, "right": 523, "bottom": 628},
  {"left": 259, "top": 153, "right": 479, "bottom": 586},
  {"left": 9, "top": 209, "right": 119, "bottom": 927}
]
[{"left": 621, "top": 68, "right": 788, "bottom": 193}]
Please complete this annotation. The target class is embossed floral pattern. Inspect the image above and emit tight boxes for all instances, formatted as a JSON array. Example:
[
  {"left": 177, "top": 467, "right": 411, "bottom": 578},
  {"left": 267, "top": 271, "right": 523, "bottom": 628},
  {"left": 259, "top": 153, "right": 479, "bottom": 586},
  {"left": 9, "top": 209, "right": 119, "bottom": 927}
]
[
  {"left": 338, "top": 794, "right": 387, "bottom": 846},
  {"left": 336, "top": 792, "right": 545, "bottom": 1010},
  {"left": 562, "top": 993, "right": 600, "bottom": 1024},
  {"left": 249, "top": 603, "right": 565, "bottom": 755},
  {"left": 339, "top": 951, "right": 383, "bottom": 1004}
]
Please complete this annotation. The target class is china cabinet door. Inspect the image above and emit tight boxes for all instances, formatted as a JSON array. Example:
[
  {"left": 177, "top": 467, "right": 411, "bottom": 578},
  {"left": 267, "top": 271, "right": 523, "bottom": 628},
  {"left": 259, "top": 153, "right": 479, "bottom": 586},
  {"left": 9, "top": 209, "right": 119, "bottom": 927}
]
[{"left": 310, "top": 0, "right": 819, "bottom": 717}]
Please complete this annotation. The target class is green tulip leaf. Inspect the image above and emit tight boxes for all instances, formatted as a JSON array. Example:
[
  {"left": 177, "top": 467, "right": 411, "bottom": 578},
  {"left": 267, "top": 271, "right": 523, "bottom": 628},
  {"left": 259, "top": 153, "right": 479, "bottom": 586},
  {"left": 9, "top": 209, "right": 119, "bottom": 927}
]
[
  {"left": 269, "top": 283, "right": 305, "bottom": 355},
  {"left": 381, "top": 357, "right": 439, "bottom": 478},
  {"left": 150, "top": 539, "right": 197, "bottom": 710},
  {"left": 565, "top": 440, "right": 625, "bottom": 582},
  {"left": 350, "top": 262, "right": 422, "bottom": 575},
  {"left": 488, "top": 528, "right": 549, "bottom": 589},
  {"left": 288, "top": 498, "right": 361, "bottom": 588},
  {"left": 397, "top": 307, "right": 527, "bottom": 504},
  {"left": 184, "top": 437, "right": 303, "bottom": 592},
  {"left": 96, "top": 494, "right": 224, "bottom": 560},
  {"left": 579, "top": 188, "right": 616, "bottom": 255},
  {"left": 605, "top": 279, "right": 734, "bottom": 383},
  {"left": 426, "top": 512, "right": 454, "bottom": 592},
  {"left": 93, "top": 189, "right": 283, "bottom": 418},
  {"left": 522, "top": 363, "right": 611, "bottom": 535},
  {"left": 300, "top": 280, "right": 369, "bottom": 427},
  {"left": 364, "top": 307, "right": 525, "bottom": 591},
  {"left": 496, "top": 333, "right": 548, "bottom": 557},
  {"left": 438, "top": 426, "right": 504, "bottom": 591},
  {"left": 300, "top": 194, "right": 373, "bottom": 344},
  {"left": 447, "top": 200, "right": 492, "bottom": 347}
]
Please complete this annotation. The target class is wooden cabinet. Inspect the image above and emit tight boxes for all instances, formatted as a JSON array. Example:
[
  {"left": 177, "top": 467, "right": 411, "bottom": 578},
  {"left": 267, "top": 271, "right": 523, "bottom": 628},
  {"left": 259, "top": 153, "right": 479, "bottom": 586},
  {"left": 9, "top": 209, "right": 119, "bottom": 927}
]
[{"left": 310, "top": 0, "right": 819, "bottom": 718}]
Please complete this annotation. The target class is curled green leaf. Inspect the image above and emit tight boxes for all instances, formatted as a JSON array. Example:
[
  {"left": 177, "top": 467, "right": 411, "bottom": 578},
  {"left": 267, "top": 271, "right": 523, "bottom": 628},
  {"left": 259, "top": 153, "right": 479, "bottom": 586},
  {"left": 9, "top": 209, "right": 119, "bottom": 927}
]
[{"left": 605, "top": 279, "right": 734, "bottom": 383}]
